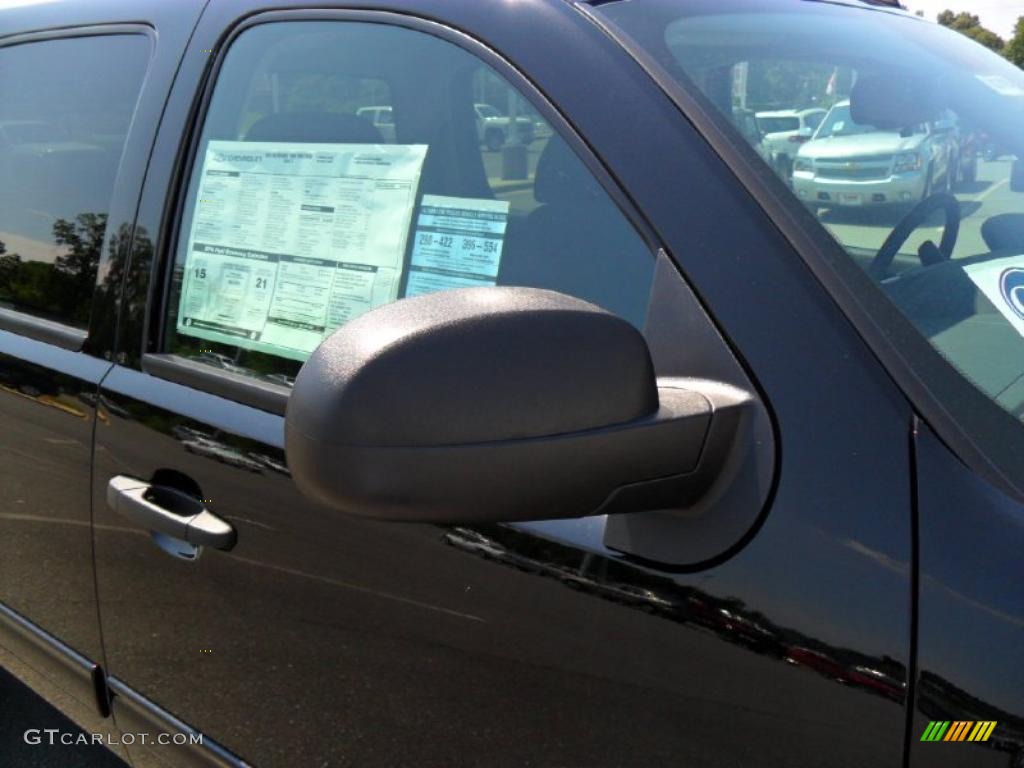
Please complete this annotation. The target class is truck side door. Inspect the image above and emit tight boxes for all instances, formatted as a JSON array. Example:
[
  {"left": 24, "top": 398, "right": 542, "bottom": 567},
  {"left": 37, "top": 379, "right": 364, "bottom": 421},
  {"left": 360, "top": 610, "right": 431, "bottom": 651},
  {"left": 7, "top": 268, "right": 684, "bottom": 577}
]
[{"left": 92, "top": 2, "right": 916, "bottom": 767}]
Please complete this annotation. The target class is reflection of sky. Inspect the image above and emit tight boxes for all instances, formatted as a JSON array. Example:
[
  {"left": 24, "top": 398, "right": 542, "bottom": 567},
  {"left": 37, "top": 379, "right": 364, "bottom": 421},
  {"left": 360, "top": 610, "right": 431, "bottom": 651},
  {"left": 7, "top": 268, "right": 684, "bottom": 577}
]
[
  {"left": 920, "top": 573, "right": 1024, "bottom": 714},
  {"left": 0, "top": 0, "right": 61, "bottom": 8},
  {"left": 0, "top": 229, "right": 63, "bottom": 264}
]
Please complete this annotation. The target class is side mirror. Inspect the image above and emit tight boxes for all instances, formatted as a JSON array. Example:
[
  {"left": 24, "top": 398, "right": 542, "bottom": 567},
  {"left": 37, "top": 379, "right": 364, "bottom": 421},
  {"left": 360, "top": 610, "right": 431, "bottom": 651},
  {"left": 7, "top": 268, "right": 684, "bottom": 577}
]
[
  {"left": 1011, "top": 159, "right": 1024, "bottom": 192},
  {"left": 285, "top": 287, "right": 757, "bottom": 524}
]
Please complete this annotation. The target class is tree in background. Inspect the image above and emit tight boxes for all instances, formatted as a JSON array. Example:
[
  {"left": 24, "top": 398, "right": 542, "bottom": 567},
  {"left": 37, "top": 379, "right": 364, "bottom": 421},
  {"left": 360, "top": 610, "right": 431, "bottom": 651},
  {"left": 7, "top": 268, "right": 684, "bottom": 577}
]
[
  {"left": 1005, "top": 17, "right": 1024, "bottom": 68},
  {"left": 937, "top": 10, "right": 1006, "bottom": 53}
]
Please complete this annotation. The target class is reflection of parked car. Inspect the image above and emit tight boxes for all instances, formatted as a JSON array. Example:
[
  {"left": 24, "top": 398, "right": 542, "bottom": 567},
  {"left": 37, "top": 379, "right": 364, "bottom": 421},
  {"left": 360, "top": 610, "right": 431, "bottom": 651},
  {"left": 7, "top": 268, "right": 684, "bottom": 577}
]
[
  {"left": 192, "top": 351, "right": 247, "bottom": 375},
  {"left": 475, "top": 103, "right": 535, "bottom": 150},
  {"left": 849, "top": 665, "right": 905, "bottom": 701},
  {"left": 183, "top": 437, "right": 264, "bottom": 472},
  {"left": 755, "top": 108, "right": 826, "bottom": 176},
  {"left": 171, "top": 424, "right": 211, "bottom": 443},
  {"left": 606, "top": 584, "right": 675, "bottom": 613},
  {"left": 444, "top": 528, "right": 506, "bottom": 558},
  {"left": 263, "top": 372, "right": 295, "bottom": 388},
  {"left": 957, "top": 131, "right": 979, "bottom": 185},
  {"left": 784, "top": 646, "right": 848, "bottom": 680},
  {"left": 247, "top": 452, "right": 290, "bottom": 475},
  {"left": 792, "top": 101, "right": 959, "bottom": 209},
  {"left": 732, "top": 108, "right": 772, "bottom": 166},
  {"left": 354, "top": 106, "right": 396, "bottom": 142},
  {"left": 81, "top": 391, "right": 132, "bottom": 419}
]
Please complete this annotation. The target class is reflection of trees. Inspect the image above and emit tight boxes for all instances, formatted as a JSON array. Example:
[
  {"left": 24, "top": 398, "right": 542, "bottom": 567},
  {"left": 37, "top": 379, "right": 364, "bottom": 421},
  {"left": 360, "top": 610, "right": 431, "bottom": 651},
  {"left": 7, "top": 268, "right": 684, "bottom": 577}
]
[
  {"left": 53, "top": 213, "right": 107, "bottom": 324},
  {"left": 0, "top": 212, "right": 107, "bottom": 325}
]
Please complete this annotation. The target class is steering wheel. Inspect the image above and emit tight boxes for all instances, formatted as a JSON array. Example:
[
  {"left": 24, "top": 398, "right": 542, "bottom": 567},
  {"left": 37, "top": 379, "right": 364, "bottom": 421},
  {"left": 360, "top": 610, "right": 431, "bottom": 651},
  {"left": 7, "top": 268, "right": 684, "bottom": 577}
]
[{"left": 870, "top": 193, "right": 961, "bottom": 278}]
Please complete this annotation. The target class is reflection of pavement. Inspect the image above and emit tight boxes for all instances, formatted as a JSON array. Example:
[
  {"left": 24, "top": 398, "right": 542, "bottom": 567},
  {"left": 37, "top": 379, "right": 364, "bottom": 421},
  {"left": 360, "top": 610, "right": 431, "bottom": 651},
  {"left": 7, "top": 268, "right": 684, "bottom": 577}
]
[{"left": 818, "top": 159, "right": 1017, "bottom": 264}]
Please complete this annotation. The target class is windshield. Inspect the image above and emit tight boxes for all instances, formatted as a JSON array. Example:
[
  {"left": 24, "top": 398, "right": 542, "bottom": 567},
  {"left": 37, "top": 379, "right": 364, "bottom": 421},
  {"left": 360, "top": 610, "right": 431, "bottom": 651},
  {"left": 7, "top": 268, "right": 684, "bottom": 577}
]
[
  {"left": 476, "top": 104, "right": 502, "bottom": 118},
  {"left": 815, "top": 105, "right": 877, "bottom": 138},
  {"left": 591, "top": 0, "right": 1024, "bottom": 487},
  {"left": 758, "top": 116, "right": 800, "bottom": 134}
]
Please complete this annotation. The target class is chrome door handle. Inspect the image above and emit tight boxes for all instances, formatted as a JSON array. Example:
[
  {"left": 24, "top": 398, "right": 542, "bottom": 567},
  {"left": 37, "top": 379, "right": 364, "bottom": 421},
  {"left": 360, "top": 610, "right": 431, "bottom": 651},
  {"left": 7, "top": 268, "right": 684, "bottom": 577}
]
[{"left": 106, "top": 476, "right": 237, "bottom": 551}]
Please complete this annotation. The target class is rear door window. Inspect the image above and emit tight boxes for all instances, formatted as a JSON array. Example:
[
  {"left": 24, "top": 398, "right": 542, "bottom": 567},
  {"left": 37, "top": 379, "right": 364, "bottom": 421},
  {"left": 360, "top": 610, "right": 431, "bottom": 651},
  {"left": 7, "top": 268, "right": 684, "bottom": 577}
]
[{"left": 0, "top": 34, "right": 150, "bottom": 328}]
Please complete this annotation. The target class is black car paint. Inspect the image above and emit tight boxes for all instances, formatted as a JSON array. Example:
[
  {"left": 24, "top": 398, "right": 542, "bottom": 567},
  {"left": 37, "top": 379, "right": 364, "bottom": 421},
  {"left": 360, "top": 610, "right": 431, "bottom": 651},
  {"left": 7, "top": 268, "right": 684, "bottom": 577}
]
[
  {"left": 0, "top": 2, "right": 1016, "bottom": 768},
  {"left": 0, "top": 0, "right": 206, "bottom": 722}
]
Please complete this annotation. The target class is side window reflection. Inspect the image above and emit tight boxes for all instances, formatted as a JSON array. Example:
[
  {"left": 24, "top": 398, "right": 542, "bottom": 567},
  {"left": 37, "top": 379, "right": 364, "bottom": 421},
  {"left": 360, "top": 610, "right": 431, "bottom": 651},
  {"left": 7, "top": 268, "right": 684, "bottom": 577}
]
[{"left": 0, "top": 35, "right": 150, "bottom": 328}]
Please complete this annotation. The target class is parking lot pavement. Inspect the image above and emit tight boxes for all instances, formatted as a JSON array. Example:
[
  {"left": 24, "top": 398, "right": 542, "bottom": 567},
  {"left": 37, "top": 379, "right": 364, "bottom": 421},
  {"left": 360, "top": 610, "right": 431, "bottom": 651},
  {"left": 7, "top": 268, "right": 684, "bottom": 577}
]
[
  {"left": 817, "top": 158, "right": 1016, "bottom": 260},
  {"left": 0, "top": 665, "right": 128, "bottom": 768}
]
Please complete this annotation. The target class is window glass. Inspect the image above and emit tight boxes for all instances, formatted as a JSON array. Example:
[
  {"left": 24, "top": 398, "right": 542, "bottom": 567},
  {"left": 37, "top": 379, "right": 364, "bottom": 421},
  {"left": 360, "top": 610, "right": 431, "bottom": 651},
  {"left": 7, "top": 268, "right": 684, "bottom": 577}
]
[
  {"left": 805, "top": 111, "right": 825, "bottom": 131},
  {"left": 757, "top": 116, "right": 799, "bottom": 135},
  {"left": 595, "top": 0, "right": 1024, "bottom": 484},
  {"left": 0, "top": 35, "right": 150, "bottom": 328},
  {"left": 166, "top": 22, "right": 654, "bottom": 385}
]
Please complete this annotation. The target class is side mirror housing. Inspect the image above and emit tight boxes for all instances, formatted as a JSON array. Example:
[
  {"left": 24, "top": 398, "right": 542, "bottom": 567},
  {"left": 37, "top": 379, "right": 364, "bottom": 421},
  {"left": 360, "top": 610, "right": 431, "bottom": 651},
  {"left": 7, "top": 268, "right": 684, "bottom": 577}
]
[{"left": 285, "top": 287, "right": 758, "bottom": 525}]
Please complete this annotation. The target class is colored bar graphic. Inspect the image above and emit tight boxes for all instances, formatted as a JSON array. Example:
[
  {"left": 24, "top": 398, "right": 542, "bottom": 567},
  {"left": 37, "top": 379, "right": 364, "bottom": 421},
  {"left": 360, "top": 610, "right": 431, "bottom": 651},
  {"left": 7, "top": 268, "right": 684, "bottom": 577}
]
[
  {"left": 944, "top": 721, "right": 967, "bottom": 741},
  {"left": 920, "top": 720, "right": 996, "bottom": 742}
]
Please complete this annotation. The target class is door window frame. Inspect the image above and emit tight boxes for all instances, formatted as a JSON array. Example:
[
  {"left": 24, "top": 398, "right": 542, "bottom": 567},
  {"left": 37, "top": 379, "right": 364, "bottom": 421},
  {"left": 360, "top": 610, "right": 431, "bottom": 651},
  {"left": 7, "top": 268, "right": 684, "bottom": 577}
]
[{"left": 138, "top": 9, "right": 666, "bottom": 415}]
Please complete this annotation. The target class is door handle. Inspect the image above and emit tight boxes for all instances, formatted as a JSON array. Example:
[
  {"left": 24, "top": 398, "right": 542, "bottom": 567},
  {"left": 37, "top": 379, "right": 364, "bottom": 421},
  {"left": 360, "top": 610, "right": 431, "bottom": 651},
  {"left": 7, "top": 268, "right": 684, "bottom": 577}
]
[{"left": 106, "top": 476, "right": 237, "bottom": 551}]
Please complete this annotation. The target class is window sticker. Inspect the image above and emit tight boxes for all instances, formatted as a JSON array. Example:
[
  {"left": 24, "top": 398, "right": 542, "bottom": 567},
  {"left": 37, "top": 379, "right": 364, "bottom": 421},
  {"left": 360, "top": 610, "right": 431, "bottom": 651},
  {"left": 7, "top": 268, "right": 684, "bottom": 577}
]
[
  {"left": 177, "top": 140, "right": 428, "bottom": 361},
  {"left": 404, "top": 195, "right": 510, "bottom": 297},
  {"left": 964, "top": 255, "right": 1024, "bottom": 338}
]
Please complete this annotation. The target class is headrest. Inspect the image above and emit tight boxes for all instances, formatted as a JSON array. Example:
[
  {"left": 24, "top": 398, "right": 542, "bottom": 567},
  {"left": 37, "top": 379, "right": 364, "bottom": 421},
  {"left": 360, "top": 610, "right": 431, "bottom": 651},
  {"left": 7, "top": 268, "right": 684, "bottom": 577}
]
[
  {"left": 850, "top": 72, "right": 940, "bottom": 131},
  {"left": 981, "top": 214, "right": 1024, "bottom": 253},
  {"left": 245, "top": 111, "right": 383, "bottom": 143},
  {"left": 533, "top": 138, "right": 602, "bottom": 206}
]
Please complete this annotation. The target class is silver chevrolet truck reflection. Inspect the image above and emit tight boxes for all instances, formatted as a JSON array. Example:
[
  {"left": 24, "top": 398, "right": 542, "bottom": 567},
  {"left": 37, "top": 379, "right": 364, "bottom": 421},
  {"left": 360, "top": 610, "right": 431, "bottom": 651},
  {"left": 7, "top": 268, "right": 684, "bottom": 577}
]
[{"left": 792, "top": 101, "right": 959, "bottom": 210}]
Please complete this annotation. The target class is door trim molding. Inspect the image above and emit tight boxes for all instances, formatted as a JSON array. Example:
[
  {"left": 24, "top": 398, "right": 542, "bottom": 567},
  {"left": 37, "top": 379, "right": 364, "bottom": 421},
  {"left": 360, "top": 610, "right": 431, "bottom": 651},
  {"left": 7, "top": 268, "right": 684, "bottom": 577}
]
[
  {"left": 107, "top": 675, "right": 252, "bottom": 768},
  {"left": 0, "top": 600, "right": 102, "bottom": 714}
]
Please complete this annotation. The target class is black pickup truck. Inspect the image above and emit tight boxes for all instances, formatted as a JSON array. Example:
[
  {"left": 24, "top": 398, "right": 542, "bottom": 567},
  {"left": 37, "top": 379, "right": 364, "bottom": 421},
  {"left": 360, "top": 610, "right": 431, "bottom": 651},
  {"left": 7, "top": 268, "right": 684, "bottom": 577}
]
[{"left": 0, "top": 1, "right": 1022, "bottom": 766}]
